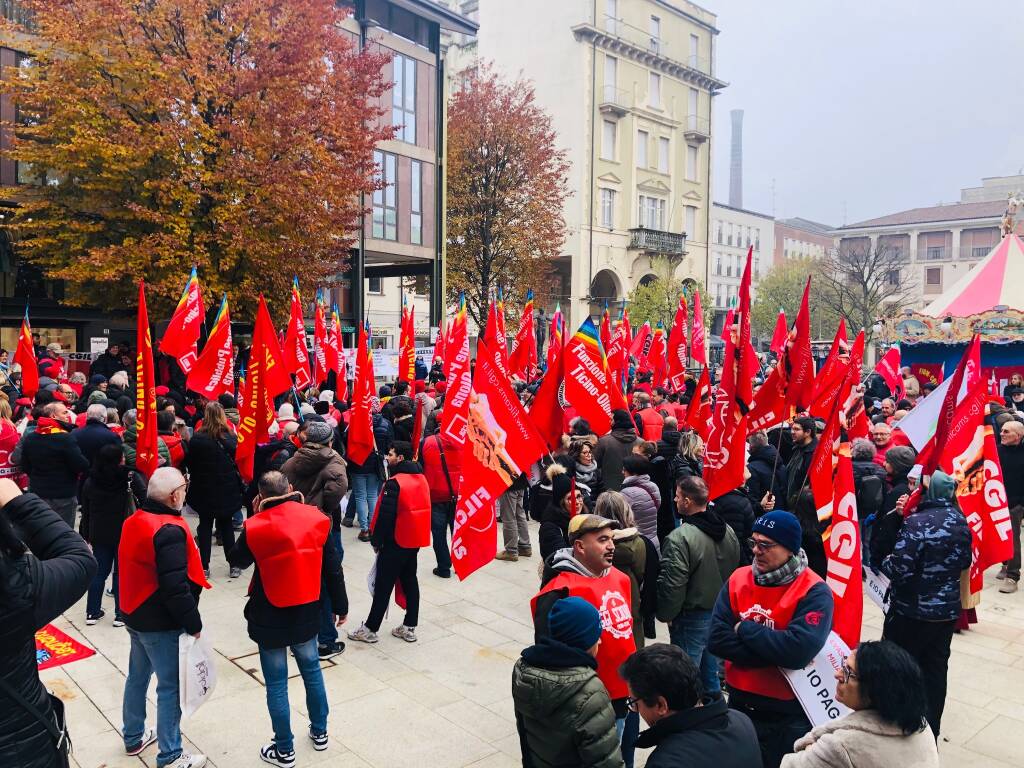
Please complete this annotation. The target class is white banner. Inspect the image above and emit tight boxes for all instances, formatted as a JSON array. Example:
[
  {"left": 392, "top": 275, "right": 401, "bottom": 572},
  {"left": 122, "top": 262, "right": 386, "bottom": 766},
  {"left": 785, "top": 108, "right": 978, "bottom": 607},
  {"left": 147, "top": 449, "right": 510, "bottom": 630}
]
[
  {"left": 340, "top": 347, "right": 435, "bottom": 380},
  {"left": 865, "top": 569, "right": 891, "bottom": 614},
  {"left": 782, "top": 631, "right": 853, "bottom": 728}
]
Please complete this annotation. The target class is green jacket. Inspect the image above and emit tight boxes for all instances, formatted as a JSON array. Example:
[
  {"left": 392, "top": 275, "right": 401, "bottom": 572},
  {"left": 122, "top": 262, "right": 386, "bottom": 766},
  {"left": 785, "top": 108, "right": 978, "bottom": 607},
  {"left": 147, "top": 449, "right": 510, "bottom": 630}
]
[
  {"left": 121, "top": 423, "right": 170, "bottom": 471},
  {"left": 656, "top": 512, "right": 740, "bottom": 620},
  {"left": 512, "top": 642, "right": 623, "bottom": 768},
  {"left": 611, "top": 529, "right": 646, "bottom": 649}
]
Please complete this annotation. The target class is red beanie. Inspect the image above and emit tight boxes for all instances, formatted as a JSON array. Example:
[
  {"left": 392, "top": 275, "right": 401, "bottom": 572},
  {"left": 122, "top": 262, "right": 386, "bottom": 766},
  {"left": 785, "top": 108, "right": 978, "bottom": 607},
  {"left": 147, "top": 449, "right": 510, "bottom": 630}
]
[
  {"left": 415, "top": 380, "right": 426, "bottom": 394},
  {"left": 434, "top": 381, "right": 448, "bottom": 394}
]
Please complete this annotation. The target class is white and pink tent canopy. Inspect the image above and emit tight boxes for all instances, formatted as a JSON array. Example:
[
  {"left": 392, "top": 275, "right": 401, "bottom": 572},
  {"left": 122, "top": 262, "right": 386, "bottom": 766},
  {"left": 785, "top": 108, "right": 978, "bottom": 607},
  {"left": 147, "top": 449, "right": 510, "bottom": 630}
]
[{"left": 923, "top": 234, "right": 1024, "bottom": 317}]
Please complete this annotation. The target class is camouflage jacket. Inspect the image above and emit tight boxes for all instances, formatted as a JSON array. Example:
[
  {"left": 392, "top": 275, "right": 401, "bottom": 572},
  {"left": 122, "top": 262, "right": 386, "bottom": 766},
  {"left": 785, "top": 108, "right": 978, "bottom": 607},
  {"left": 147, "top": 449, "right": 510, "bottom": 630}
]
[{"left": 882, "top": 499, "right": 972, "bottom": 622}]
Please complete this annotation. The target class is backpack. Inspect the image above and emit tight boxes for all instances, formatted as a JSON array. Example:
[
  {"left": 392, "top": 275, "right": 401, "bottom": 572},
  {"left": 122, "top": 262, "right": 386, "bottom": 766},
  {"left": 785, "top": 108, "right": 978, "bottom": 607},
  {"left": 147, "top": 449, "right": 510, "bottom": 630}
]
[{"left": 856, "top": 474, "right": 884, "bottom": 521}]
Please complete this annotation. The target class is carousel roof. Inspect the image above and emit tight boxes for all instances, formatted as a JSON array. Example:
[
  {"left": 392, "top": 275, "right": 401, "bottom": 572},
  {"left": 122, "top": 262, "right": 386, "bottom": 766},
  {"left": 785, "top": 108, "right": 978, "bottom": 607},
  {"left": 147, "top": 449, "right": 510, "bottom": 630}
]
[{"left": 921, "top": 234, "right": 1024, "bottom": 317}]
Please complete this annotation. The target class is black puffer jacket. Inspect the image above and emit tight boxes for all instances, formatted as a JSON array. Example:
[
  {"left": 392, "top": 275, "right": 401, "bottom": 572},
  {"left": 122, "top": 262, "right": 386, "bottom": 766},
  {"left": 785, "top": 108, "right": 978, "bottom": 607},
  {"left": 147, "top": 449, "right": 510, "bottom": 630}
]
[
  {"left": 184, "top": 431, "right": 242, "bottom": 516},
  {"left": 19, "top": 426, "right": 89, "bottom": 499},
  {"left": 635, "top": 696, "right": 761, "bottom": 768},
  {"left": 0, "top": 494, "right": 96, "bottom": 768},
  {"left": 79, "top": 465, "right": 147, "bottom": 549}
]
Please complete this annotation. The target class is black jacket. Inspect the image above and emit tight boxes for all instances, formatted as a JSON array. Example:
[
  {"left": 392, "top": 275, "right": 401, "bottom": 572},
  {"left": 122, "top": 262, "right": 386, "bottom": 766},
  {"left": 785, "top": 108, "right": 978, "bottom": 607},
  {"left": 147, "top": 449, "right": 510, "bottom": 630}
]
[
  {"left": 785, "top": 438, "right": 818, "bottom": 507},
  {"left": 123, "top": 500, "right": 204, "bottom": 635},
  {"left": 999, "top": 442, "right": 1024, "bottom": 507},
  {"left": 539, "top": 504, "right": 571, "bottom": 562},
  {"left": 79, "top": 465, "right": 147, "bottom": 550},
  {"left": 228, "top": 493, "right": 348, "bottom": 648},
  {"left": 747, "top": 444, "right": 787, "bottom": 503},
  {"left": 19, "top": 426, "right": 89, "bottom": 499},
  {"left": 346, "top": 413, "right": 393, "bottom": 475},
  {"left": 0, "top": 494, "right": 96, "bottom": 768},
  {"left": 71, "top": 420, "right": 123, "bottom": 467},
  {"left": 711, "top": 490, "right": 755, "bottom": 566},
  {"left": 370, "top": 460, "right": 424, "bottom": 549},
  {"left": 184, "top": 431, "right": 243, "bottom": 516},
  {"left": 635, "top": 698, "right": 762, "bottom": 768}
]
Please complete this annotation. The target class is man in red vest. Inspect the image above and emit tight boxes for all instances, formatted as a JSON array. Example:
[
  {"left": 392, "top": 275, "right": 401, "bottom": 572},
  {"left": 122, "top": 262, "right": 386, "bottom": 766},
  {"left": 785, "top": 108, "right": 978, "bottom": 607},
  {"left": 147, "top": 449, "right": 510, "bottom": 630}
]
[
  {"left": 348, "top": 440, "right": 430, "bottom": 644},
  {"left": 632, "top": 392, "right": 664, "bottom": 442},
  {"left": 226, "top": 471, "right": 348, "bottom": 767},
  {"left": 531, "top": 514, "right": 636, "bottom": 750},
  {"left": 707, "top": 510, "right": 834, "bottom": 768},
  {"left": 118, "top": 467, "right": 211, "bottom": 768}
]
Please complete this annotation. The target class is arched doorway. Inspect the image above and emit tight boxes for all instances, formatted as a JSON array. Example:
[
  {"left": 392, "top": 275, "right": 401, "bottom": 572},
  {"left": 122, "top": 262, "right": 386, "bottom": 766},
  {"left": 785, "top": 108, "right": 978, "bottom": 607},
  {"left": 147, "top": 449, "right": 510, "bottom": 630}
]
[{"left": 589, "top": 269, "right": 623, "bottom": 318}]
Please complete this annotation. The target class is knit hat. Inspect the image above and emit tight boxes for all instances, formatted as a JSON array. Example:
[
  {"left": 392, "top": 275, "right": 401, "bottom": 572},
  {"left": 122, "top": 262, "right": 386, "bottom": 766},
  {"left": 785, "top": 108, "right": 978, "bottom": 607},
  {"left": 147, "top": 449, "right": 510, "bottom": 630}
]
[
  {"left": 414, "top": 380, "right": 426, "bottom": 394},
  {"left": 278, "top": 403, "right": 295, "bottom": 421},
  {"left": 885, "top": 446, "right": 916, "bottom": 477},
  {"left": 299, "top": 403, "right": 316, "bottom": 417},
  {"left": 319, "top": 390, "right": 334, "bottom": 403},
  {"left": 548, "top": 597, "right": 603, "bottom": 651},
  {"left": 547, "top": 463, "right": 573, "bottom": 507},
  {"left": 305, "top": 420, "right": 334, "bottom": 445},
  {"left": 752, "top": 510, "right": 802, "bottom": 555},
  {"left": 611, "top": 409, "right": 634, "bottom": 431},
  {"left": 89, "top": 374, "right": 108, "bottom": 385},
  {"left": 434, "top": 381, "right": 447, "bottom": 395}
]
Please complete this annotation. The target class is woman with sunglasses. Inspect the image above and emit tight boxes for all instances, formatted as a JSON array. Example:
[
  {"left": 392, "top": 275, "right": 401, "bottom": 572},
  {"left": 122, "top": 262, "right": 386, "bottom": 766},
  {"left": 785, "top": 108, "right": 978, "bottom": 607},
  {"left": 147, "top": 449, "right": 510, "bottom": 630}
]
[{"left": 781, "top": 640, "right": 938, "bottom": 767}]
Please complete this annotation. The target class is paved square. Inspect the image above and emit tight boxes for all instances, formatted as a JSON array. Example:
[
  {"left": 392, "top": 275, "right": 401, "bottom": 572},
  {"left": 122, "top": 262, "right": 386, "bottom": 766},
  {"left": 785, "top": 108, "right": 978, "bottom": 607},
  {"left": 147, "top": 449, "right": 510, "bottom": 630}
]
[{"left": 49, "top": 514, "right": 1022, "bottom": 767}]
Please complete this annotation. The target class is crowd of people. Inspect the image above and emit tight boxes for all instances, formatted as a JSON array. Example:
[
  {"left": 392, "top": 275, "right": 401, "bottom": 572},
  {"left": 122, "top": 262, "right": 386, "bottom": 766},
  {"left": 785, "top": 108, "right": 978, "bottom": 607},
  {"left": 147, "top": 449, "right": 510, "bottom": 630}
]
[{"left": 1, "top": 339, "right": 1019, "bottom": 768}]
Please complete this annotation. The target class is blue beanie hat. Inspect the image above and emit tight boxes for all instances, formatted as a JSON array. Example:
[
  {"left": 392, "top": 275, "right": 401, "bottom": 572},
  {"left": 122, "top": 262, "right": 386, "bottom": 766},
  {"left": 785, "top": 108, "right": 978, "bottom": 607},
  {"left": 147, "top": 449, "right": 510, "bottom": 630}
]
[
  {"left": 549, "top": 597, "right": 603, "bottom": 651},
  {"left": 752, "top": 510, "right": 802, "bottom": 555}
]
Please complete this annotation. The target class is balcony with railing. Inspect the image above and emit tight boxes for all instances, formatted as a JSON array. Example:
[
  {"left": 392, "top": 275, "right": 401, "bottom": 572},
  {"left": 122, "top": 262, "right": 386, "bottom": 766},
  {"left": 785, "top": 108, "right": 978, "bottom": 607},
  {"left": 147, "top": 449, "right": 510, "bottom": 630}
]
[
  {"left": 599, "top": 85, "right": 632, "bottom": 116},
  {"left": 683, "top": 114, "right": 710, "bottom": 141},
  {"left": 917, "top": 246, "right": 951, "bottom": 262},
  {"left": 628, "top": 227, "right": 685, "bottom": 255}
]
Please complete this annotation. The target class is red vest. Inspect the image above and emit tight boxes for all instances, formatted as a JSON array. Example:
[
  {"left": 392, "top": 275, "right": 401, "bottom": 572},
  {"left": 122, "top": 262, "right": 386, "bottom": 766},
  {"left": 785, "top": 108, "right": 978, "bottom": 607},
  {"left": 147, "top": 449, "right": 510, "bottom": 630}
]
[
  {"left": 118, "top": 510, "right": 211, "bottom": 615},
  {"left": 162, "top": 433, "right": 186, "bottom": 469},
  {"left": 246, "top": 500, "right": 330, "bottom": 607},
  {"left": 532, "top": 568, "right": 636, "bottom": 700},
  {"left": 637, "top": 407, "right": 664, "bottom": 441},
  {"left": 393, "top": 473, "right": 431, "bottom": 548},
  {"left": 725, "top": 565, "right": 823, "bottom": 701},
  {"left": 420, "top": 434, "right": 461, "bottom": 503}
]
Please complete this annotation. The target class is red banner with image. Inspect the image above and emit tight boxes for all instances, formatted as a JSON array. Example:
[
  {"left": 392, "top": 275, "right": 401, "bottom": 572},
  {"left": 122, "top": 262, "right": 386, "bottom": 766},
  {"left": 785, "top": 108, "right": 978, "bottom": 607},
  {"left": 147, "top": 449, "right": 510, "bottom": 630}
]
[{"left": 36, "top": 624, "right": 95, "bottom": 670}]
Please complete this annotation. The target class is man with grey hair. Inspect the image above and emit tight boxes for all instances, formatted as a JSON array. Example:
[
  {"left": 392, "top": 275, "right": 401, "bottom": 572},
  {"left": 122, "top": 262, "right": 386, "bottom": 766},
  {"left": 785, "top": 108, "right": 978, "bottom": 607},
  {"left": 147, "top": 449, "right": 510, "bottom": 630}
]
[
  {"left": 73, "top": 402, "right": 123, "bottom": 467},
  {"left": 118, "top": 467, "right": 210, "bottom": 768},
  {"left": 17, "top": 400, "right": 89, "bottom": 526}
]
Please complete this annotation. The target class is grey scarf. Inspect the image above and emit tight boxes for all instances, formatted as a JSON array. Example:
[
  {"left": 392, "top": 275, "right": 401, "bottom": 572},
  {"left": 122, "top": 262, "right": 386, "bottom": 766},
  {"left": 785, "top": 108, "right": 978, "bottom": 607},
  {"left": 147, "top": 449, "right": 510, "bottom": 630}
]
[{"left": 753, "top": 549, "right": 808, "bottom": 587}]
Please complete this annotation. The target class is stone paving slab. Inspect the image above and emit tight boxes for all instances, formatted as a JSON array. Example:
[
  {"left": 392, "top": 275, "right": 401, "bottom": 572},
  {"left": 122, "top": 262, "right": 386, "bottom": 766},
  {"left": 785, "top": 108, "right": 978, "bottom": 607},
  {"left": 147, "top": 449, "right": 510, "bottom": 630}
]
[{"left": 49, "top": 513, "right": 1022, "bottom": 767}]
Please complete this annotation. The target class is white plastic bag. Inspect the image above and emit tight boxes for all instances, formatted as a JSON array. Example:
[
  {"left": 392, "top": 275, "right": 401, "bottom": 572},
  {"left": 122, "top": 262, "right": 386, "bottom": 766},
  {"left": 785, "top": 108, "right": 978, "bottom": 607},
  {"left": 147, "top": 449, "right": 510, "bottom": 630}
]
[{"left": 178, "top": 633, "right": 218, "bottom": 718}]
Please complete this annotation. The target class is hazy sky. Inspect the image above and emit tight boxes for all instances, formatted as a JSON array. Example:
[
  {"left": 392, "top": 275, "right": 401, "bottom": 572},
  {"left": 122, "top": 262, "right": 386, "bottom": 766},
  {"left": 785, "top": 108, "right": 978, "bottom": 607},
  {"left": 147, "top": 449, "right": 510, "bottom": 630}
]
[{"left": 710, "top": 0, "right": 1024, "bottom": 226}]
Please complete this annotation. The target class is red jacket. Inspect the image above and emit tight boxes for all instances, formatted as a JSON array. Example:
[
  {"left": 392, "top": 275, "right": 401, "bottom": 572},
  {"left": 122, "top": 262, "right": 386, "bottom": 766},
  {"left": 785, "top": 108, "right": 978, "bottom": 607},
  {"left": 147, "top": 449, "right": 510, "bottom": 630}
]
[{"left": 420, "top": 433, "right": 461, "bottom": 503}]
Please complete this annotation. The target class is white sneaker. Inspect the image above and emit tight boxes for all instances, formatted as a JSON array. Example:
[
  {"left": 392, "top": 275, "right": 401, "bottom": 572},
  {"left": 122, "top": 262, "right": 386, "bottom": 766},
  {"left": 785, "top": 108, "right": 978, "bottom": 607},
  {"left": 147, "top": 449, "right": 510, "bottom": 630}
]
[
  {"left": 260, "top": 743, "right": 296, "bottom": 767},
  {"left": 391, "top": 625, "right": 418, "bottom": 643},
  {"left": 124, "top": 727, "right": 157, "bottom": 756},
  {"left": 347, "top": 623, "right": 379, "bottom": 644},
  {"left": 1000, "top": 579, "right": 1018, "bottom": 594},
  {"left": 164, "top": 753, "right": 208, "bottom": 768}
]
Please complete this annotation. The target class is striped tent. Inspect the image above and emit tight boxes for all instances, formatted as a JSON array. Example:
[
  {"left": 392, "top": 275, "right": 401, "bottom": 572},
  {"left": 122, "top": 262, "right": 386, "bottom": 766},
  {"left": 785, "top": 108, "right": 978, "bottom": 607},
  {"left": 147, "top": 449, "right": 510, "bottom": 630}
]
[{"left": 922, "top": 234, "right": 1024, "bottom": 317}]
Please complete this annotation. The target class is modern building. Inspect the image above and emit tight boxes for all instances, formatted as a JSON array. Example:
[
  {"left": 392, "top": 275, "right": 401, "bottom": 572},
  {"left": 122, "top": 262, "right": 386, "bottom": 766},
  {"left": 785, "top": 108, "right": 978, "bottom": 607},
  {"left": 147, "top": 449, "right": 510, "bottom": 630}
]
[
  {"left": 334, "top": 0, "right": 477, "bottom": 349},
  {"left": 773, "top": 217, "right": 834, "bottom": 266},
  {"left": 440, "top": 0, "right": 725, "bottom": 328},
  {"left": 833, "top": 174, "right": 1024, "bottom": 310},
  {"left": 709, "top": 201, "right": 773, "bottom": 332}
]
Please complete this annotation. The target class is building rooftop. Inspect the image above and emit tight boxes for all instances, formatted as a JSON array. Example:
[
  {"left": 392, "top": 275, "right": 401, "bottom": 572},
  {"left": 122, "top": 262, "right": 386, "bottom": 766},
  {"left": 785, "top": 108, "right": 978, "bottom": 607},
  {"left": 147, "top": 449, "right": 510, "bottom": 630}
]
[
  {"left": 776, "top": 217, "right": 834, "bottom": 236},
  {"left": 840, "top": 199, "right": 1005, "bottom": 230},
  {"left": 389, "top": 0, "right": 479, "bottom": 34},
  {"left": 713, "top": 201, "right": 773, "bottom": 221}
]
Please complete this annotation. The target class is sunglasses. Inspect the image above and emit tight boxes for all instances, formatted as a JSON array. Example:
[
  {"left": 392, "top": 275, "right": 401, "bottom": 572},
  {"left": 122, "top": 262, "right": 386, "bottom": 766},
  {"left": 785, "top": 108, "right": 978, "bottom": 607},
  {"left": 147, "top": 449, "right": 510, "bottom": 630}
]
[
  {"left": 747, "top": 538, "right": 779, "bottom": 553},
  {"left": 840, "top": 656, "right": 858, "bottom": 683}
]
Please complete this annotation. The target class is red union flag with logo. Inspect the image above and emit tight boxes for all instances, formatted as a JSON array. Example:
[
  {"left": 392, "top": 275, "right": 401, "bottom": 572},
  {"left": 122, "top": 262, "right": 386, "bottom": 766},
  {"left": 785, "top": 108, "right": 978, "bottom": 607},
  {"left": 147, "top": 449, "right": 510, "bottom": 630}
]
[
  {"left": 452, "top": 340, "right": 546, "bottom": 580},
  {"left": 564, "top": 317, "right": 613, "bottom": 436},
  {"left": 284, "top": 277, "right": 311, "bottom": 391},
  {"left": 821, "top": 442, "right": 863, "bottom": 649},
  {"left": 135, "top": 282, "right": 159, "bottom": 479},
  {"left": 159, "top": 266, "right": 204, "bottom": 374},
  {"left": 186, "top": 294, "right": 234, "bottom": 399},
  {"left": 442, "top": 294, "right": 471, "bottom": 445}
]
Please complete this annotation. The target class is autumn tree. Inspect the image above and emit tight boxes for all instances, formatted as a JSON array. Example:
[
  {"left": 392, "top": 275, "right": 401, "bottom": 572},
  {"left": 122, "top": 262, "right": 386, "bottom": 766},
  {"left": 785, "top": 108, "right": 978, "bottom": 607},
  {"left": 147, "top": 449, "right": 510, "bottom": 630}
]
[
  {"left": 751, "top": 258, "right": 841, "bottom": 340},
  {"left": 2, "top": 0, "right": 392, "bottom": 317},
  {"left": 446, "top": 64, "right": 570, "bottom": 333}
]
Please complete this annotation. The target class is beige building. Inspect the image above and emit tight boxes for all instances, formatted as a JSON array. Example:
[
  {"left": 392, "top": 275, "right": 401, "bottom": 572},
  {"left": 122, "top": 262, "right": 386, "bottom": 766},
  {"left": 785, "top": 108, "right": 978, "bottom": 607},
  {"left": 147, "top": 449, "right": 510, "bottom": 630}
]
[
  {"left": 709, "top": 201, "right": 773, "bottom": 332},
  {"left": 833, "top": 174, "right": 1024, "bottom": 310},
  {"left": 441, "top": 0, "right": 725, "bottom": 327}
]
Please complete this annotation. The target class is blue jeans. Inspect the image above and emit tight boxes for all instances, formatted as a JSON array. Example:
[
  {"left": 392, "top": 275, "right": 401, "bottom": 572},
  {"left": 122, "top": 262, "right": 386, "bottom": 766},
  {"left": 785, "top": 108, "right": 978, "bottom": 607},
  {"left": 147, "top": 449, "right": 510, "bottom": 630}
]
[
  {"left": 318, "top": 530, "right": 343, "bottom": 646},
  {"left": 349, "top": 474, "right": 380, "bottom": 530},
  {"left": 431, "top": 501, "right": 455, "bottom": 574},
  {"left": 615, "top": 711, "right": 640, "bottom": 768},
  {"left": 87, "top": 544, "right": 119, "bottom": 617},
  {"left": 259, "top": 637, "right": 328, "bottom": 754},
  {"left": 670, "top": 609, "right": 720, "bottom": 695},
  {"left": 122, "top": 629, "right": 183, "bottom": 767}
]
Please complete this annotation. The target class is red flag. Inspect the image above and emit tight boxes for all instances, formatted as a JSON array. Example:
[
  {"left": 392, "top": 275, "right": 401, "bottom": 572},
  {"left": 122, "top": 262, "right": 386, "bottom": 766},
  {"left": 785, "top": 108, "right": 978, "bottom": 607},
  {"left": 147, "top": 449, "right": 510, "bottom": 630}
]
[
  {"left": 606, "top": 314, "right": 630, "bottom": 390},
  {"left": 452, "top": 340, "right": 547, "bottom": 580},
  {"left": 807, "top": 319, "right": 848, "bottom": 414},
  {"left": 411, "top": 396, "right": 425, "bottom": 460},
  {"left": 667, "top": 296, "right": 689, "bottom": 391},
  {"left": 483, "top": 298, "right": 508, "bottom": 378},
  {"left": 809, "top": 399, "right": 843, "bottom": 522},
  {"left": 785, "top": 277, "right": 814, "bottom": 410},
  {"left": 441, "top": 294, "right": 471, "bottom": 446},
  {"left": 433, "top": 315, "right": 447, "bottom": 366},
  {"left": 326, "top": 303, "right": 342, "bottom": 375},
  {"left": 284, "top": 278, "right": 312, "bottom": 391},
  {"left": 563, "top": 318, "right": 614, "bottom": 436},
  {"left": 921, "top": 335, "right": 982, "bottom": 479},
  {"left": 313, "top": 296, "right": 330, "bottom": 387},
  {"left": 872, "top": 346, "right": 904, "bottom": 401},
  {"left": 135, "top": 282, "right": 159, "bottom": 478},
  {"left": 704, "top": 248, "right": 754, "bottom": 500},
  {"left": 691, "top": 291, "right": 707, "bottom": 366},
  {"left": 821, "top": 442, "right": 863, "bottom": 648},
  {"left": 398, "top": 298, "right": 415, "bottom": 384},
  {"left": 769, "top": 309, "right": 787, "bottom": 355},
  {"left": 13, "top": 307, "right": 38, "bottom": 398},
  {"left": 747, "top": 363, "right": 789, "bottom": 433},
  {"left": 628, "top": 321, "right": 652, "bottom": 359},
  {"left": 644, "top": 324, "right": 668, "bottom": 388},
  {"left": 159, "top": 266, "right": 204, "bottom": 374},
  {"left": 685, "top": 366, "right": 712, "bottom": 440},
  {"left": 600, "top": 304, "right": 613, "bottom": 353},
  {"left": 810, "top": 329, "right": 864, "bottom": 421},
  {"left": 547, "top": 305, "right": 564, "bottom": 372},
  {"left": 507, "top": 290, "right": 537, "bottom": 380},
  {"left": 237, "top": 296, "right": 291, "bottom": 482},
  {"left": 530, "top": 343, "right": 567, "bottom": 452},
  {"left": 186, "top": 295, "right": 234, "bottom": 399},
  {"left": 347, "top": 321, "right": 377, "bottom": 467},
  {"left": 496, "top": 287, "right": 509, "bottom": 374}
]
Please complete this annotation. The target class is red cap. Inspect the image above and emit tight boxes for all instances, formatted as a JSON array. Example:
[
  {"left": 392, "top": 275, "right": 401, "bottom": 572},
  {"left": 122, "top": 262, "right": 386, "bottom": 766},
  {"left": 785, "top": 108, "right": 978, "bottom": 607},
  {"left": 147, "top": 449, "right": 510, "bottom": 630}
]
[
  {"left": 414, "top": 380, "right": 426, "bottom": 394},
  {"left": 155, "top": 385, "right": 169, "bottom": 396},
  {"left": 434, "top": 381, "right": 447, "bottom": 394}
]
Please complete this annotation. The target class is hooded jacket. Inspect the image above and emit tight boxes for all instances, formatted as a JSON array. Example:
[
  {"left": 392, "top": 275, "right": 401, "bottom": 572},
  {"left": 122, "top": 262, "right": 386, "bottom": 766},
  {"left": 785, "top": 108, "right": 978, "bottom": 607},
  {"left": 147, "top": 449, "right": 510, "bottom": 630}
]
[
  {"left": 594, "top": 428, "right": 639, "bottom": 492},
  {"left": 657, "top": 509, "right": 741, "bottom": 619},
  {"left": 281, "top": 443, "right": 349, "bottom": 528},
  {"left": 621, "top": 474, "right": 662, "bottom": 553},
  {"left": 747, "top": 443, "right": 788, "bottom": 503},
  {"left": 635, "top": 697, "right": 762, "bottom": 768},
  {"left": 710, "top": 489, "right": 755, "bottom": 566},
  {"left": 611, "top": 527, "right": 647, "bottom": 648},
  {"left": 512, "top": 637, "right": 623, "bottom": 768}
]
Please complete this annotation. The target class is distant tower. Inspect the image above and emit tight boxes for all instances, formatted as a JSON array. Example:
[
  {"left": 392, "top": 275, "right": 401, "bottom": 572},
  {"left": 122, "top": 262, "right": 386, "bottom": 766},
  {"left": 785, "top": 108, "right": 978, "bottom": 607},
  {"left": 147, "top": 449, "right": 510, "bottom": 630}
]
[{"left": 729, "top": 109, "right": 744, "bottom": 209}]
